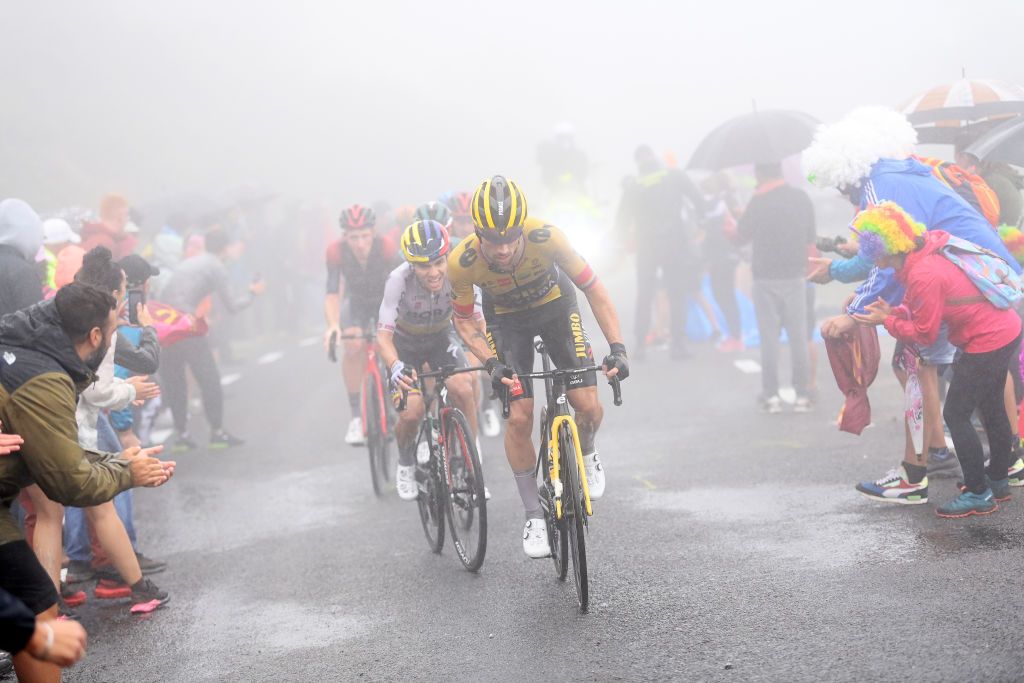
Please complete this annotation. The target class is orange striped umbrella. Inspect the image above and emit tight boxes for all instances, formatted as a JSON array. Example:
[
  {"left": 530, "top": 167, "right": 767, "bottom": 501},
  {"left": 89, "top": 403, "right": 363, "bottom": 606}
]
[{"left": 900, "top": 78, "right": 1024, "bottom": 143}]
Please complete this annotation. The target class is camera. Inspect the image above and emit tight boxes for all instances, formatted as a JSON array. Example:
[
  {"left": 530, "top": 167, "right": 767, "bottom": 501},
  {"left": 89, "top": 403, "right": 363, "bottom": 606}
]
[{"left": 815, "top": 235, "right": 848, "bottom": 254}]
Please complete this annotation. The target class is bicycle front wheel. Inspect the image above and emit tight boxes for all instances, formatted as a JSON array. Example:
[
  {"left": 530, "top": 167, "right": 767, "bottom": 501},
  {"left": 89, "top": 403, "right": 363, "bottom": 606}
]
[
  {"left": 560, "top": 424, "right": 589, "bottom": 612},
  {"left": 442, "top": 408, "right": 487, "bottom": 572},
  {"left": 364, "top": 376, "right": 385, "bottom": 497},
  {"left": 417, "top": 429, "right": 445, "bottom": 554},
  {"left": 538, "top": 408, "right": 567, "bottom": 580}
]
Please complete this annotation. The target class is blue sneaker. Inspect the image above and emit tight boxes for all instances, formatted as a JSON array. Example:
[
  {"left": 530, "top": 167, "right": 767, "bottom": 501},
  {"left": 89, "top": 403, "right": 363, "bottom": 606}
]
[
  {"left": 855, "top": 467, "right": 928, "bottom": 505},
  {"left": 1008, "top": 458, "right": 1023, "bottom": 487},
  {"left": 957, "top": 476, "right": 1011, "bottom": 502},
  {"left": 936, "top": 490, "right": 998, "bottom": 518}
]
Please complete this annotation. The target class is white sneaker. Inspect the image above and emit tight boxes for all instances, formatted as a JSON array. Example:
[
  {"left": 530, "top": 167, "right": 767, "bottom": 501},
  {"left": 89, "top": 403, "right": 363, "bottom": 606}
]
[
  {"left": 416, "top": 440, "right": 430, "bottom": 465},
  {"left": 481, "top": 408, "right": 501, "bottom": 438},
  {"left": 345, "top": 417, "right": 365, "bottom": 445},
  {"left": 794, "top": 396, "right": 813, "bottom": 413},
  {"left": 396, "top": 465, "right": 417, "bottom": 501},
  {"left": 522, "top": 518, "right": 550, "bottom": 558},
  {"left": 760, "top": 395, "right": 783, "bottom": 414},
  {"left": 583, "top": 452, "right": 605, "bottom": 499},
  {"left": 484, "top": 486, "right": 491, "bottom": 500}
]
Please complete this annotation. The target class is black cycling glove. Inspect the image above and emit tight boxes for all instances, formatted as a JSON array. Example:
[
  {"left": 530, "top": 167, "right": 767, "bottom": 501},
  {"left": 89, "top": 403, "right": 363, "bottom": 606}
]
[
  {"left": 602, "top": 342, "right": 629, "bottom": 381},
  {"left": 484, "top": 357, "right": 513, "bottom": 392}
]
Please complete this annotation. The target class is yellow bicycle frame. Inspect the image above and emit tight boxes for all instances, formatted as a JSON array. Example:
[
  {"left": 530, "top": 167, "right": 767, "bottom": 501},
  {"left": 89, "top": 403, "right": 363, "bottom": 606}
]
[{"left": 547, "top": 415, "right": 593, "bottom": 519}]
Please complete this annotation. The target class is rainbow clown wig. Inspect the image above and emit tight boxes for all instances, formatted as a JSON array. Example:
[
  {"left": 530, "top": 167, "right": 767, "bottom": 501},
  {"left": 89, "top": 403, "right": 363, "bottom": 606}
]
[
  {"left": 998, "top": 224, "right": 1024, "bottom": 267},
  {"left": 850, "top": 202, "right": 926, "bottom": 263}
]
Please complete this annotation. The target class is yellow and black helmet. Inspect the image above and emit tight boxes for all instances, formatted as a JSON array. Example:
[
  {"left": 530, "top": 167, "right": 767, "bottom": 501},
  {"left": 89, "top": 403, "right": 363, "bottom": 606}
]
[{"left": 471, "top": 175, "right": 528, "bottom": 243}]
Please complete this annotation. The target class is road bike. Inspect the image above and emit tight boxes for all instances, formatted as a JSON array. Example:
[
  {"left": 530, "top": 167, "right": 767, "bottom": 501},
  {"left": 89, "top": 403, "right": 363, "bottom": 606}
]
[
  {"left": 399, "top": 365, "right": 489, "bottom": 572},
  {"left": 329, "top": 329, "right": 397, "bottom": 497},
  {"left": 502, "top": 341, "right": 622, "bottom": 612}
]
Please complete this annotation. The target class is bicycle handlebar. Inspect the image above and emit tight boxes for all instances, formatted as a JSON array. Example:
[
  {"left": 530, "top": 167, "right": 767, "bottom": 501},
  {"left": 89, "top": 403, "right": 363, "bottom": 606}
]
[
  {"left": 498, "top": 365, "right": 623, "bottom": 415},
  {"left": 395, "top": 365, "right": 488, "bottom": 412}
]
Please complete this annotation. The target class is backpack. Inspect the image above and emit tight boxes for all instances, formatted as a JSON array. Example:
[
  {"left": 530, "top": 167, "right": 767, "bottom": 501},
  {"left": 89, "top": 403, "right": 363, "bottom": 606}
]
[
  {"left": 913, "top": 155, "right": 1002, "bottom": 228},
  {"left": 940, "top": 234, "right": 1023, "bottom": 309}
]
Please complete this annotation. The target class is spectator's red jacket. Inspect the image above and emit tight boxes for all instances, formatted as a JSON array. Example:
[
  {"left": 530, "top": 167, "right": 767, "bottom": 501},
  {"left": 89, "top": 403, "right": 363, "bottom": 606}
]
[{"left": 884, "top": 230, "right": 1021, "bottom": 353}]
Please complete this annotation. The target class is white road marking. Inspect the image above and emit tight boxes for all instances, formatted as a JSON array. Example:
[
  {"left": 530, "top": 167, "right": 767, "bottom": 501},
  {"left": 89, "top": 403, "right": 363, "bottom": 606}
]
[
  {"left": 257, "top": 351, "right": 285, "bottom": 365},
  {"left": 733, "top": 359, "right": 762, "bottom": 374},
  {"left": 299, "top": 336, "right": 320, "bottom": 348},
  {"left": 221, "top": 373, "right": 242, "bottom": 386}
]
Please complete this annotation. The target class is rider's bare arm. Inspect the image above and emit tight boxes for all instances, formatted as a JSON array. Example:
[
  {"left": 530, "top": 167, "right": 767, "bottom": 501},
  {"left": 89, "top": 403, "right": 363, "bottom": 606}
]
[
  {"left": 454, "top": 315, "right": 495, "bottom": 366},
  {"left": 581, "top": 278, "right": 624, "bottom": 348}
]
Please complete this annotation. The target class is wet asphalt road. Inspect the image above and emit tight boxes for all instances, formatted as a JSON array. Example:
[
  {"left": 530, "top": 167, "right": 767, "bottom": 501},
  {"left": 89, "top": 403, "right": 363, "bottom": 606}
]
[{"left": 62, "top": 280, "right": 1024, "bottom": 682}]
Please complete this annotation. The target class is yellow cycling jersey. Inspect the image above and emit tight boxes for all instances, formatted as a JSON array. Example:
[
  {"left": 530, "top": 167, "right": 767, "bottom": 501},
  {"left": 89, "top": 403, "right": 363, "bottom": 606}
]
[{"left": 447, "top": 218, "right": 597, "bottom": 317}]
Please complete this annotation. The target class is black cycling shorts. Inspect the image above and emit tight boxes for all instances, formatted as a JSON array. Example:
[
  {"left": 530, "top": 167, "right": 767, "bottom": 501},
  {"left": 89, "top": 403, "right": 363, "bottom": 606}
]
[
  {"left": 0, "top": 540, "right": 59, "bottom": 615},
  {"left": 340, "top": 297, "right": 377, "bottom": 331},
  {"left": 393, "top": 329, "right": 468, "bottom": 398},
  {"left": 485, "top": 295, "right": 596, "bottom": 401}
]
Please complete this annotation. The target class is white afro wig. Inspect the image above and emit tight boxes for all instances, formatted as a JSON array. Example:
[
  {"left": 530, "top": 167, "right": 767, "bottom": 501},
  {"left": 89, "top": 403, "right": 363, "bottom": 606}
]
[{"left": 802, "top": 106, "right": 918, "bottom": 189}]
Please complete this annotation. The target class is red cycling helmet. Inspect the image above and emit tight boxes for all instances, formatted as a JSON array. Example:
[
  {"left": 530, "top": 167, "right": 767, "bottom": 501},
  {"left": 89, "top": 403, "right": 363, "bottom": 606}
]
[
  {"left": 339, "top": 204, "right": 376, "bottom": 231},
  {"left": 447, "top": 191, "right": 473, "bottom": 218}
]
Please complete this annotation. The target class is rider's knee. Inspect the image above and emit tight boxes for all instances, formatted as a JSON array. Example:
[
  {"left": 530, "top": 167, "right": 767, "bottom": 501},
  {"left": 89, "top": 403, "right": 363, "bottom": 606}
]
[
  {"left": 342, "top": 336, "right": 365, "bottom": 356},
  {"left": 571, "top": 390, "right": 604, "bottom": 424},
  {"left": 447, "top": 375, "right": 474, "bottom": 403},
  {"left": 398, "top": 399, "right": 425, "bottom": 425},
  {"left": 506, "top": 402, "right": 534, "bottom": 434}
]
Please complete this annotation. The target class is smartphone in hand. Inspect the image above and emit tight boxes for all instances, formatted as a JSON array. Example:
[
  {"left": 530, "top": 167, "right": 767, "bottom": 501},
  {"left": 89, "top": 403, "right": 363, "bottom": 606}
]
[{"left": 127, "top": 289, "right": 146, "bottom": 325}]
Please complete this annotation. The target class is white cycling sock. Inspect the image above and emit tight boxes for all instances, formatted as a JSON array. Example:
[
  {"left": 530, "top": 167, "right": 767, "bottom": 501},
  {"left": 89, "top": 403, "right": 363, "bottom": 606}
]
[{"left": 513, "top": 468, "right": 542, "bottom": 520}]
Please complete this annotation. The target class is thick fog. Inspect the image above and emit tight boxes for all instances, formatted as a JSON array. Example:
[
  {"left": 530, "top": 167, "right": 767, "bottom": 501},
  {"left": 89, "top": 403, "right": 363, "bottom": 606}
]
[{"left": 2, "top": 0, "right": 1022, "bottom": 209}]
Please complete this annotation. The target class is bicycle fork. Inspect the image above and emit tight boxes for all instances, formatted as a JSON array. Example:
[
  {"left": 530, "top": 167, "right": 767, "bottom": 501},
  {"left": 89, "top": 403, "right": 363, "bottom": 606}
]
[{"left": 547, "top": 415, "right": 593, "bottom": 519}]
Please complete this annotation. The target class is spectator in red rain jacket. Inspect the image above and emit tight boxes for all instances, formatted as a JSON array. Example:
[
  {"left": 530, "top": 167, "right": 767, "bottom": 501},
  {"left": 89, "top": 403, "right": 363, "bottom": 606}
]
[{"left": 852, "top": 202, "right": 1022, "bottom": 519}]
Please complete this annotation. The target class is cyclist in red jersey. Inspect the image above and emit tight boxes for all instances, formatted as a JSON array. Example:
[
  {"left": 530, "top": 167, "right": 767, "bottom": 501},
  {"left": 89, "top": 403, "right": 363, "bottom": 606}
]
[{"left": 324, "top": 205, "right": 400, "bottom": 444}]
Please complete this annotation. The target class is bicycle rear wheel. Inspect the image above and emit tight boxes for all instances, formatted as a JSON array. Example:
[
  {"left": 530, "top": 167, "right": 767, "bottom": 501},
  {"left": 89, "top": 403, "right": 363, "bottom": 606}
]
[
  {"left": 538, "top": 408, "right": 568, "bottom": 580},
  {"left": 364, "top": 376, "right": 385, "bottom": 497},
  {"left": 442, "top": 408, "right": 487, "bottom": 572},
  {"left": 417, "top": 428, "right": 445, "bottom": 554},
  {"left": 560, "top": 424, "right": 588, "bottom": 612}
]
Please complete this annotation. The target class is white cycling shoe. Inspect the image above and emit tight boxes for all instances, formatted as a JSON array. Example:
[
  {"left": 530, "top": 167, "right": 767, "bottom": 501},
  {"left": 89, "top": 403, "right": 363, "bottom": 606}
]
[
  {"left": 583, "top": 452, "right": 605, "bottom": 499},
  {"left": 481, "top": 408, "right": 501, "bottom": 438},
  {"left": 396, "top": 465, "right": 418, "bottom": 501},
  {"left": 522, "top": 518, "right": 551, "bottom": 559},
  {"left": 344, "top": 417, "right": 365, "bottom": 445}
]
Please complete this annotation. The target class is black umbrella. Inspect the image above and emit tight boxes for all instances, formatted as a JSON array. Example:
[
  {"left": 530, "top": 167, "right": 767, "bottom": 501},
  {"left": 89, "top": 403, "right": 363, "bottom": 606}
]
[
  {"left": 687, "top": 110, "right": 820, "bottom": 171},
  {"left": 965, "top": 115, "right": 1024, "bottom": 167}
]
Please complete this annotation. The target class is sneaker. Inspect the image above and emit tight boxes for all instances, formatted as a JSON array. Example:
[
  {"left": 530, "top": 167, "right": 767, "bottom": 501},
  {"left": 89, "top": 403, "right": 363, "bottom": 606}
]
[
  {"left": 957, "top": 476, "right": 1011, "bottom": 502},
  {"left": 481, "top": 408, "right": 501, "bottom": 438},
  {"left": 94, "top": 578, "right": 132, "bottom": 600},
  {"left": 855, "top": 466, "right": 928, "bottom": 505},
  {"left": 522, "top": 518, "right": 551, "bottom": 558},
  {"left": 169, "top": 431, "right": 197, "bottom": 453},
  {"left": 64, "top": 559, "right": 94, "bottom": 584},
  {"left": 583, "top": 452, "right": 605, "bottom": 499},
  {"left": 135, "top": 552, "right": 167, "bottom": 575},
  {"left": 760, "top": 395, "right": 783, "bottom": 414},
  {"left": 345, "top": 417, "right": 365, "bottom": 445},
  {"left": 210, "top": 429, "right": 244, "bottom": 449},
  {"left": 396, "top": 465, "right": 417, "bottom": 501},
  {"left": 793, "top": 396, "right": 813, "bottom": 413},
  {"left": 129, "top": 577, "right": 169, "bottom": 613},
  {"left": 60, "top": 582, "right": 86, "bottom": 608},
  {"left": 715, "top": 338, "right": 745, "bottom": 353},
  {"left": 936, "top": 489, "right": 998, "bottom": 518},
  {"left": 927, "top": 449, "right": 961, "bottom": 477},
  {"left": 484, "top": 486, "right": 491, "bottom": 500},
  {"left": 1008, "top": 458, "right": 1024, "bottom": 487}
]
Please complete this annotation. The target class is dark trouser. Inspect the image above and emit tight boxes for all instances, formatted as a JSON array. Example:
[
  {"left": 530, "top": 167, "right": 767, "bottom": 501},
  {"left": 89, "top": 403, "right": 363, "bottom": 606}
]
[
  {"left": 944, "top": 334, "right": 1022, "bottom": 493},
  {"left": 635, "top": 244, "right": 698, "bottom": 352},
  {"left": 160, "top": 335, "right": 223, "bottom": 432},
  {"left": 709, "top": 259, "right": 741, "bottom": 340},
  {"left": 753, "top": 277, "right": 809, "bottom": 397}
]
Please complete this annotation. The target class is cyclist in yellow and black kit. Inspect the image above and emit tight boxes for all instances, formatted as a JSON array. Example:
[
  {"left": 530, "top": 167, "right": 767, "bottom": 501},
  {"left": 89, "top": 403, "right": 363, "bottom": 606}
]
[{"left": 447, "top": 175, "right": 629, "bottom": 558}]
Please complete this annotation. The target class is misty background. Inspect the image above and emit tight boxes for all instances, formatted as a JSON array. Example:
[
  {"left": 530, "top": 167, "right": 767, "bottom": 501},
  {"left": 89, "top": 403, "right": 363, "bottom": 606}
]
[{"left": 2, "top": 0, "right": 1022, "bottom": 213}]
